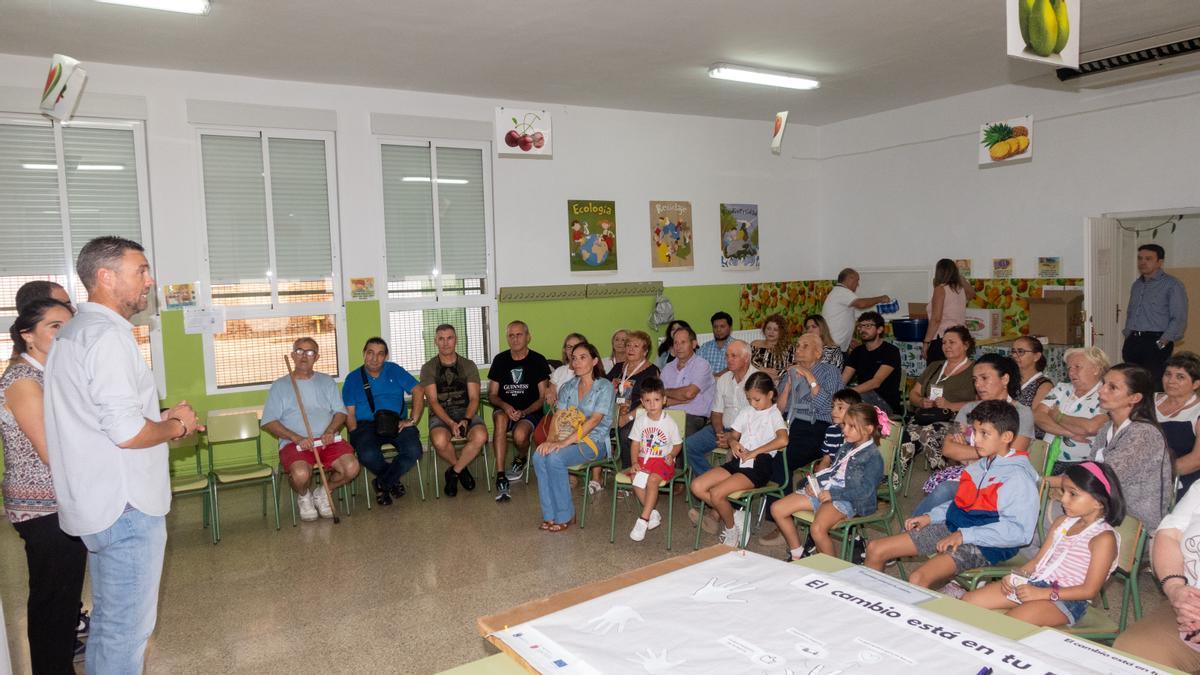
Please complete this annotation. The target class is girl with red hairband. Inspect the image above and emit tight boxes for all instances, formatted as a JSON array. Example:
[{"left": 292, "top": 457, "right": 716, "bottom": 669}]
[{"left": 963, "top": 461, "right": 1126, "bottom": 627}]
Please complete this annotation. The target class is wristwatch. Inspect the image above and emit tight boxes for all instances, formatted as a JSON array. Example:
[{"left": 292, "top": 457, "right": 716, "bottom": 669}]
[{"left": 1048, "top": 581, "right": 1061, "bottom": 602}]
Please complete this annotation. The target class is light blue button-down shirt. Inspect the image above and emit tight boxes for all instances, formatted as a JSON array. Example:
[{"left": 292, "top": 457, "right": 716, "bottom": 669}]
[{"left": 1124, "top": 269, "right": 1188, "bottom": 341}]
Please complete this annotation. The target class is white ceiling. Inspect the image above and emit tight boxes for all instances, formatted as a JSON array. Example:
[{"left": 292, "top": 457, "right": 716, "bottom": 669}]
[{"left": 3, "top": 0, "right": 1200, "bottom": 124}]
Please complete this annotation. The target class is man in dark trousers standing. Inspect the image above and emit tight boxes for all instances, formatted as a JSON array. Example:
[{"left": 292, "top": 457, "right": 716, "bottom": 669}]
[{"left": 1123, "top": 243, "right": 1188, "bottom": 388}]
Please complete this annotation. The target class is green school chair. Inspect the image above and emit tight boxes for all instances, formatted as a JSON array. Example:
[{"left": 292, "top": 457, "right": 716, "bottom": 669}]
[
  {"left": 169, "top": 431, "right": 216, "bottom": 544},
  {"left": 608, "top": 410, "right": 690, "bottom": 549},
  {"left": 204, "top": 411, "right": 280, "bottom": 540}
]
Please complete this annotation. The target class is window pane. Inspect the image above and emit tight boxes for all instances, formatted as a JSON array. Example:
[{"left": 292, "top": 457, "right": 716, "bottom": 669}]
[
  {"left": 62, "top": 126, "right": 142, "bottom": 260},
  {"left": 0, "top": 123, "right": 65, "bottom": 276},
  {"left": 381, "top": 144, "right": 435, "bottom": 294},
  {"left": 269, "top": 138, "right": 332, "bottom": 284},
  {"left": 279, "top": 279, "right": 333, "bottom": 304},
  {"left": 201, "top": 135, "right": 270, "bottom": 286},
  {"left": 213, "top": 314, "right": 339, "bottom": 389},
  {"left": 0, "top": 274, "right": 68, "bottom": 316},
  {"left": 435, "top": 146, "right": 486, "bottom": 279},
  {"left": 386, "top": 307, "right": 490, "bottom": 373}
]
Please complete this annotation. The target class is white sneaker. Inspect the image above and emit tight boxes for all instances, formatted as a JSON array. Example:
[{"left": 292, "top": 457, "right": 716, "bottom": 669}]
[
  {"left": 719, "top": 526, "right": 740, "bottom": 546},
  {"left": 630, "top": 518, "right": 649, "bottom": 542},
  {"left": 587, "top": 480, "right": 604, "bottom": 495},
  {"left": 297, "top": 491, "right": 318, "bottom": 522},
  {"left": 312, "top": 486, "right": 334, "bottom": 519},
  {"left": 647, "top": 510, "right": 662, "bottom": 531}
]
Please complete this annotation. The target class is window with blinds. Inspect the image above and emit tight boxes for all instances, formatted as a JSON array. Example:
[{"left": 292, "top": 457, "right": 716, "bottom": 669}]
[
  {"left": 198, "top": 129, "right": 343, "bottom": 390},
  {"left": 379, "top": 138, "right": 495, "bottom": 370}
]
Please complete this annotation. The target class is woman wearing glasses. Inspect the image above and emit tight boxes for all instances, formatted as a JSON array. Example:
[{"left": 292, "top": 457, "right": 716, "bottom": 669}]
[{"left": 1010, "top": 337, "right": 1054, "bottom": 437}]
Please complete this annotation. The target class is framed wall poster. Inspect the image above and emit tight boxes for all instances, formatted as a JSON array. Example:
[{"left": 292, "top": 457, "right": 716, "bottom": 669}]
[
  {"left": 993, "top": 258, "right": 1014, "bottom": 278},
  {"left": 568, "top": 200, "right": 617, "bottom": 272},
  {"left": 649, "top": 201, "right": 693, "bottom": 269},
  {"left": 720, "top": 203, "right": 759, "bottom": 270},
  {"left": 980, "top": 115, "right": 1032, "bottom": 166},
  {"left": 496, "top": 107, "right": 552, "bottom": 158},
  {"left": 1007, "top": 0, "right": 1079, "bottom": 69},
  {"left": 1038, "top": 256, "right": 1062, "bottom": 278},
  {"left": 771, "top": 111, "right": 789, "bottom": 155},
  {"left": 163, "top": 282, "right": 198, "bottom": 309},
  {"left": 955, "top": 259, "right": 972, "bottom": 277},
  {"left": 349, "top": 276, "right": 376, "bottom": 300}
]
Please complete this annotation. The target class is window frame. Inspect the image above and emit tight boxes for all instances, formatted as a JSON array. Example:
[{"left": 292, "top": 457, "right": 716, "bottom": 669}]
[
  {"left": 0, "top": 113, "right": 165, "bottom": 397},
  {"left": 193, "top": 125, "right": 347, "bottom": 394},
  {"left": 374, "top": 136, "right": 499, "bottom": 370}
]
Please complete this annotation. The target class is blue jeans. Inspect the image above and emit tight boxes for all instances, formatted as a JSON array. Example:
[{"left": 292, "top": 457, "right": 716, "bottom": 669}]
[
  {"left": 350, "top": 423, "right": 422, "bottom": 489},
  {"left": 531, "top": 442, "right": 606, "bottom": 523},
  {"left": 684, "top": 425, "right": 728, "bottom": 475},
  {"left": 79, "top": 508, "right": 167, "bottom": 675},
  {"left": 912, "top": 480, "right": 959, "bottom": 517}
]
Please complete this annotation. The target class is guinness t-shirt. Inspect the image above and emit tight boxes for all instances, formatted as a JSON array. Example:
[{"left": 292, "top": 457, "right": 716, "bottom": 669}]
[{"left": 488, "top": 349, "right": 550, "bottom": 412}]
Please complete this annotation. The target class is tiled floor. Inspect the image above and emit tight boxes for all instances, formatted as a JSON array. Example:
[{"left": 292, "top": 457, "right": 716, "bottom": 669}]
[{"left": 0, "top": 456, "right": 1167, "bottom": 674}]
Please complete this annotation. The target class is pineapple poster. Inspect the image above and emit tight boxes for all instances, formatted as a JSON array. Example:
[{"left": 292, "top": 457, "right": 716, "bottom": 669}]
[
  {"left": 649, "top": 201, "right": 693, "bottom": 269},
  {"left": 980, "top": 115, "right": 1033, "bottom": 167},
  {"left": 1007, "top": 0, "right": 1079, "bottom": 69},
  {"left": 720, "top": 203, "right": 759, "bottom": 270},
  {"left": 568, "top": 200, "right": 617, "bottom": 272}
]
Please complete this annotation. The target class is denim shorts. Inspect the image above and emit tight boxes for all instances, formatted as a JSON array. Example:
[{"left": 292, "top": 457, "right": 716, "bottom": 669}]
[
  {"left": 807, "top": 493, "right": 854, "bottom": 518},
  {"left": 1029, "top": 579, "right": 1089, "bottom": 626}
]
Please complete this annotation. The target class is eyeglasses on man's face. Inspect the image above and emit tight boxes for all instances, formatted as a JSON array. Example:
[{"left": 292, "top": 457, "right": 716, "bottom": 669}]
[{"left": 292, "top": 348, "right": 317, "bottom": 358}]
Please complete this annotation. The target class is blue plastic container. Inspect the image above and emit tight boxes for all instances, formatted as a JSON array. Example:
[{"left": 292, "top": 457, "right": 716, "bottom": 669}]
[{"left": 891, "top": 318, "right": 928, "bottom": 342}]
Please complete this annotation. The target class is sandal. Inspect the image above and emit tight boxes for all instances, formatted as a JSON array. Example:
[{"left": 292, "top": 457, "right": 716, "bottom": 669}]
[
  {"left": 539, "top": 521, "right": 553, "bottom": 531},
  {"left": 548, "top": 517, "right": 576, "bottom": 533}
]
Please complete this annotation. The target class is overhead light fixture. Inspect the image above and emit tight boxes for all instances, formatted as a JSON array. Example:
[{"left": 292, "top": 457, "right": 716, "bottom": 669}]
[
  {"left": 708, "top": 63, "right": 820, "bottom": 90},
  {"left": 94, "top": 0, "right": 211, "bottom": 15},
  {"left": 22, "top": 163, "right": 58, "bottom": 170},
  {"left": 77, "top": 164, "right": 125, "bottom": 171},
  {"left": 402, "top": 177, "right": 469, "bottom": 185}
]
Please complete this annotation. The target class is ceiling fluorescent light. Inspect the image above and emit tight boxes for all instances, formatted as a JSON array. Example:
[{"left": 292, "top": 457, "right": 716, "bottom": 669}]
[
  {"left": 22, "top": 163, "right": 58, "bottom": 170},
  {"left": 401, "top": 177, "right": 469, "bottom": 184},
  {"left": 77, "top": 164, "right": 125, "bottom": 171},
  {"left": 95, "top": 0, "right": 211, "bottom": 15},
  {"left": 708, "top": 63, "right": 819, "bottom": 90}
]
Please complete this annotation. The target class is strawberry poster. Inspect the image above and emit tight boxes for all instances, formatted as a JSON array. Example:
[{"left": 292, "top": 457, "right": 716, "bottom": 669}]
[
  {"left": 771, "top": 111, "right": 789, "bottom": 155},
  {"left": 568, "top": 200, "right": 617, "bottom": 272},
  {"left": 649, "top": 201, "right": 693, "bottom": 269},
  {"left": 720, "top": 203, "right": 759, "bottom": 270}
]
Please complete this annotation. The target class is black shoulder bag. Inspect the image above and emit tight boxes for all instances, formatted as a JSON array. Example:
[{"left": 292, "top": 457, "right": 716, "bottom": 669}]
[{"left": 361, "top": 369, "right": 403, "bottom": 437}]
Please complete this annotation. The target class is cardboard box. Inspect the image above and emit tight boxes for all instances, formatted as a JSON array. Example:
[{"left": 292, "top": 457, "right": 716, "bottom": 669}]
[
  {"left": 908, "top": 302, "right": 928, "bottom": 318},
  {"left": 965, "top": 308, "right": 1002, "bottom": 340},
  {"left": 1029, "top": 290, "right": 1085, "bottom": 345}
]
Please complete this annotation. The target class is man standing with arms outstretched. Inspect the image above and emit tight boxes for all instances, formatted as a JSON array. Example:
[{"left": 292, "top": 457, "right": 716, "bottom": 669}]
[{"left": 45, "top": 237, "right": 200, "bottom": 674}]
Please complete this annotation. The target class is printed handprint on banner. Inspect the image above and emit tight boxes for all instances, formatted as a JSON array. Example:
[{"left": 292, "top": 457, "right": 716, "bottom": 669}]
[
  {"left": 579, "top": 605, "right": 644, "bottom": 635},
  {"left": 629, "top": 648, "right": 685, "bottom": 673},
  {"left": 691, "top": 577, "right": 756, "bottom": 603}
]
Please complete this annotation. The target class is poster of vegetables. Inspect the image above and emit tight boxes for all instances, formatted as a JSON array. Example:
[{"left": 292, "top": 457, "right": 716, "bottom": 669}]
[
  {"left": 496, "top": 107, "right": 552, "bottom": 158},
  {"left": 568, "top": 200, "right": 617, "bottom": 272},
  {"left": 1007, "top": 0, "right": 1079, "bottom": 69},
  {"left": 979, "top": 115, "right": 1033, "bottom": 166},
  {"left": 720, "top": 203, "right": 759, "bottom": 270},
  {"left": 649, "top": 201, "right": 693, "bottom": 269}
]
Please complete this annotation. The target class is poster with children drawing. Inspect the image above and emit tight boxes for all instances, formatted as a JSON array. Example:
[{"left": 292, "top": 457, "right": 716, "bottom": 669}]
[
  {"left": 568, "top": 200, "right": 618, "bottom": 272},
  {"left": 720, "top": 203, "right": 759, "bottom": 270},
  {"left": 649, "top": 201, "right": 693, "bottom": 269}
]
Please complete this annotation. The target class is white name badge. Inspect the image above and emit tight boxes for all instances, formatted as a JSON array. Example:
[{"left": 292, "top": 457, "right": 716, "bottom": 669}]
[
  {"left": 928, "top": 385, "right": 944, "bottom": 401},
  {"left": 632, "top": 471, "right": 650, "bottom": 489}
]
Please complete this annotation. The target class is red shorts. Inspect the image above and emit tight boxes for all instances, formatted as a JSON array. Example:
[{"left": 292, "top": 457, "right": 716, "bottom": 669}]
[
  {"left": 279, "top": 439, "right": 355, "bottom": 470},
  {"left": 635, "top": 456, "right": 675, "bottom": 483}
]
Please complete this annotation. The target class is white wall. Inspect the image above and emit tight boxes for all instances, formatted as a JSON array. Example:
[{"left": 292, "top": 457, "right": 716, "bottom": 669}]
[
  {"left": 1128, "top": 215, "right": 1200, "bottom": 268},
  {"left": 0, "top": 53, "right": 822, "bottom": 291},
  {"left": 817, "top": 71, "right": 1200, "bottom": 279}
]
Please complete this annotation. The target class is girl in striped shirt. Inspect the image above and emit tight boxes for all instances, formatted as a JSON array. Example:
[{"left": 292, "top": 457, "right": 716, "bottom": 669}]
[{"left": 963, "top": 461, "right": 1125, "bottom": 626}]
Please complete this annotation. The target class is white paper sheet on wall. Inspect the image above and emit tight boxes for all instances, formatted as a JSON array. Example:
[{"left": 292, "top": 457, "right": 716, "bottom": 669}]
[{"left": 182, "top": 306, "right": 226, "bottom": 335}]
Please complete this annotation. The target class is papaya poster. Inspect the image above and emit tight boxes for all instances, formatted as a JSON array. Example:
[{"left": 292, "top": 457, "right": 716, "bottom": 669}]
[
  {"left": 1007, "top": 0, "right": 1079, "bottom": 69},
  {"left": 649, "top": 201, "right": 693, "bottom": 269},
  {"left": 568, "top": 200, "right": 617, "bottom": 272},
  {"left": 720, "top": 203, "right": 759, "bottom": 270},
  {"left": 980, "top": 115, "right": 1032, "bottom": 166}
]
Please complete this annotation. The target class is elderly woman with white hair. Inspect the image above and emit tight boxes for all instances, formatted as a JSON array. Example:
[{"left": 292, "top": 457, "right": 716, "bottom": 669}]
[{"left": 1034, "top": 345, "right": 1111, "bottom": 474}]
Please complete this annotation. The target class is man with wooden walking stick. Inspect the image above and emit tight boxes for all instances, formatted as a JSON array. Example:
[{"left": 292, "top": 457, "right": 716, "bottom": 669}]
[{"left": 262, "top": 337, "right": 361, "bottom": 521}]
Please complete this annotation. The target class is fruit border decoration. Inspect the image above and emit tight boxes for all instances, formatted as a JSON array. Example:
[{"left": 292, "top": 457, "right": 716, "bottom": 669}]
[
  {"left": 967, "top": 277, "right": 1083, "bottom": 337},
  {"left": 496, "top": 107, "right": 552, "bottom": 158},
  {"left": 980, "top": 115, "right": 1032, "bottom": 166}
]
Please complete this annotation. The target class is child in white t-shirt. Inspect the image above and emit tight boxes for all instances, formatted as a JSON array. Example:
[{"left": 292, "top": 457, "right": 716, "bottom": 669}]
[{"left": 626, "top": 378, "right": 683, "bottom": 542}]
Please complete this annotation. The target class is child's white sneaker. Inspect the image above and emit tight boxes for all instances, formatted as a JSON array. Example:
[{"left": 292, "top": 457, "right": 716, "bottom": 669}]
[
  {"left": 297, "top": 491, "right": 318, "bottom": 522},
  {"left": 647, "top": 510, "right": 662, "bottom": 531},
  {"left": 588, "top": 480, "right": 604, "bottom": 495},
  {"left": 630, "top": 518, "right": 649, "bottom": 542},
  {"left": 720, "top": 526, "right": 741, "bottom": 547},
  {"left": 312, "top": 486, "right": 334, "bottom": 518}
]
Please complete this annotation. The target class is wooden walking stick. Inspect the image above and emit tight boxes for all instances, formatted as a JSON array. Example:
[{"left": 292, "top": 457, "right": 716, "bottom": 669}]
[{"left": 285, "top": 354, "right": 340, "bottom": 524}]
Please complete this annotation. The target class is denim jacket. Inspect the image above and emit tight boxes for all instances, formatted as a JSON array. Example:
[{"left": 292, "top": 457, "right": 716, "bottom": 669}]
[{"left": 815, "top": 441, "right": 884, "bottom": 517}]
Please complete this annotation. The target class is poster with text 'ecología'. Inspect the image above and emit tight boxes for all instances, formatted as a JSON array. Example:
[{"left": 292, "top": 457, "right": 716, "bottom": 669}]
[
  {"left": 720, "top": 203, "right": 759, "bottom": 270},
  {"left": 568, "top": 200, "right": 617, "bottom": 272},
  {"left": 649, "top": 201, "right": 693, "bottom": 269}
]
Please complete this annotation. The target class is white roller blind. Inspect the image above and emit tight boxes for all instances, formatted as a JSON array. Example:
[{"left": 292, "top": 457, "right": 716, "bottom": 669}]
[
  {"left": 201, "top": 134, "right": 269, "bottom": 284},
  {"left": 63, "top": 126, "right": 143, "bottom": 257},
  {"left": 269, "top": 137, "right": 331, "bottom": 280},
  {"left": 0, "top": 123, "right": 65, "bottom": 275},
  {"left": 381, "top": 144, "right": 435, "bottom": 281},
  {"left": 435, "top": 146, "right": 486, "bottom": 279}
]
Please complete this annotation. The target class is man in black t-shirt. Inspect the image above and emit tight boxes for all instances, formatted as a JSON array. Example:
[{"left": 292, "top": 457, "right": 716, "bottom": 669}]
[
  {"left": 487, "top": 320, "right": 550, "bottom": 500},
  {"left": 842, "top": 311, "right": 903, "bottom": 414}
]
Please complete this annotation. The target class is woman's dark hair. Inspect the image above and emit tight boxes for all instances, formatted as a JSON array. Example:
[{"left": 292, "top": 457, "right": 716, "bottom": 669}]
[
  {"left": 942, "top": 325, "right": 976, "bottom": 357},
  {"left": 1014, "top": 336, "right": 1047, "bottom": 372},
  {"left": 1165, "top": 351, "right": 1200, "bottom": 383},
  {"left": 832, "top": 388, "right": 863, "bottom": 406},
  {"left": 639, "top": 376, "right": 665, "bottom": 397},
  {"left": 933, "top": 258, "right": 967, "bottom": 291},
  {"left": 570, "top": 342, "right": 607, "bottom": 381},
  {"left": 1063, "top": 462, "right": 1126, "bottom": 526},
  {"left": 761, "top": 313, "right": 792, "bottom": 364},
  {"left": 744, "top": 371, "right": 777, "bottom": 399},
  {"left": 843, "top": 403, "right": 883, "bottom": 444},
  {"left": 973, "top": 353, "right": 1020, "bottom": 399},
  {"left": 657, "top": 320, "right": 691, "bottom": 358},
  {"left": 1107, "top": 363, "right": 1159, "bottom": 426},
  {"left": 11, "top": 298, "right": 73, "bottom": 355},
  {"left": 15, "top": 280, "right": 67, "bottom": 313}
]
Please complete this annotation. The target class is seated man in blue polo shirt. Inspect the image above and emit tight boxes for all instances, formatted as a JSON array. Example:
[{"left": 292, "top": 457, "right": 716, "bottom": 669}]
[{"left": 342, "top": 337, "right": 424, "bottom": 506}]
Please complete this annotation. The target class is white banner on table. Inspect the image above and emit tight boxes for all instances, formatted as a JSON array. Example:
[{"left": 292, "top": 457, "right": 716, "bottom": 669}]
[
  {"left": 831, "top": 565, "right": 937, "bottom": 605},
  {"left": 1020, "top": 630, "right": 1170, "bottom": 675}
]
